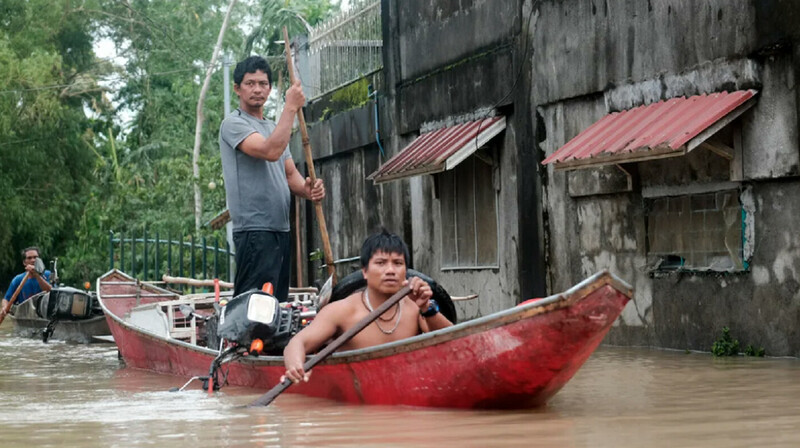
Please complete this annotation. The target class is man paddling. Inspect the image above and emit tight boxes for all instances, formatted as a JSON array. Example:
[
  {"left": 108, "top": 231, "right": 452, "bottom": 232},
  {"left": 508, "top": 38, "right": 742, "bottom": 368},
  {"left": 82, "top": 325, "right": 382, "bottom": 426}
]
[
  {"left": 282, "top": 230, "right": 453, "bottom": 383},
  {"left": 1, "top": 247, "right": 51, "bottom": 317}
]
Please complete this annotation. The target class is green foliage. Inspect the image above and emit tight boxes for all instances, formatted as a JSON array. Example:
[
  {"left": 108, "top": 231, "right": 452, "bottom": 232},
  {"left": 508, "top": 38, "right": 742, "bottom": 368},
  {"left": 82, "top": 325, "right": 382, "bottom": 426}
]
[
  {"left": 744, "top": 344, "right": 766, "bottom": 357},
  {"left": 241, "top": 0, "right": 339, "bottom": 58},
  {"left": 50, "top": 0, "right": 238, "bottom": 285},
  {"left": 711, "top": 327, "right": 740, "bottom": 357},
  {"left": 0, "top": 0, "right": 104, "bottom": 287},
  {"left": 711, "top": 327, "right": 766, "bottom": 357},
  {"left": 308, "top": 248, "right": 323, "bottom": 262},
  {"left": 328, "top": 77, "right": 370, "bottom": 110},
  {"left": 0, "top": 0, "right": 340, "bottom": 291}
]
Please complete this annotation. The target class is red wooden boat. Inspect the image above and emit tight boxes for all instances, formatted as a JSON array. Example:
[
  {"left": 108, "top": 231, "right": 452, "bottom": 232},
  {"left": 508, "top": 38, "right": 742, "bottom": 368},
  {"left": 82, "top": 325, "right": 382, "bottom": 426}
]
[{"left": 97, "top": 269, "right": 632, "bottom": 409}]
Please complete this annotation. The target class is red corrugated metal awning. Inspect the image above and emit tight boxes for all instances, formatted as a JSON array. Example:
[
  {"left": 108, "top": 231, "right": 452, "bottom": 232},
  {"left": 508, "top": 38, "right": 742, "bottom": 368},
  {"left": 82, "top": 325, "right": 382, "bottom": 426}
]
[
  {"left": 542, "top": 90, "right": 757, "bottom": 171},
  {"left": 368, "top": 116, "right": 506, "bottom": 184}
]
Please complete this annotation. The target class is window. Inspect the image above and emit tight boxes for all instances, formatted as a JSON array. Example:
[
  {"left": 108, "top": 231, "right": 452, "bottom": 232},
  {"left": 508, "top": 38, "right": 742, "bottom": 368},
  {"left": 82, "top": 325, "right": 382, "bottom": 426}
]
[
  {"left": 439, "top": 150, "right": 498, "bottom": 268},
  {"left": 646, "top": 190, "right": 745, "bottom": 271}
]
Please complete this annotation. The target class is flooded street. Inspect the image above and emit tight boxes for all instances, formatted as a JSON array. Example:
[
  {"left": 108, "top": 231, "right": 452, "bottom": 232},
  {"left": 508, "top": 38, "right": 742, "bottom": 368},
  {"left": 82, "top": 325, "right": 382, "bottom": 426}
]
[{"left": 2, "top": 325, "right": 799, "bottom": 448}]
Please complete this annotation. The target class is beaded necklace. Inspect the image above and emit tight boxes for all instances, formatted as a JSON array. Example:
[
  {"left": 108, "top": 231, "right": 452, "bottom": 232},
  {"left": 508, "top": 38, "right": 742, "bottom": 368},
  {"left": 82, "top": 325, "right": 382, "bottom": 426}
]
[{"left": 362, "top": 289, "right": 403, "bottom": 335}]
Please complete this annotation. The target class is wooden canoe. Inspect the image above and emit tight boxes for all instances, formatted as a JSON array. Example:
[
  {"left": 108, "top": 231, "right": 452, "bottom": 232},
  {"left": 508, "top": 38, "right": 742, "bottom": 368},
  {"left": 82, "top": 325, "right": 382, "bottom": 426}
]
[{"left": 97, "top": 269, "right": 632, "bottom": 409}]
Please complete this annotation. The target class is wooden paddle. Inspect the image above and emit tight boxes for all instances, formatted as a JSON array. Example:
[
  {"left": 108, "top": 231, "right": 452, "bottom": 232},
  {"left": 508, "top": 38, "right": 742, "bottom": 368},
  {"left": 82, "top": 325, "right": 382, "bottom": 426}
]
[
  {"left": 282, "top": 27, "right": 336, "bottom": 286},
  {"left": 0, "top": 273, "right": 29, "bottom": 326},
  {"left": 248, "top": 285, "right": 412, "bottom": 407}
]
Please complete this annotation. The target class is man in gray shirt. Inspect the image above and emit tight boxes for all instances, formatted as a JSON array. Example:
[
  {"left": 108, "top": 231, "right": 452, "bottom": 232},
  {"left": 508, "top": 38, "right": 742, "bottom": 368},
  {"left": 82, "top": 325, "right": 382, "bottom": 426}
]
[{"left": 219, "top": 56, "right": 325, "bottom": 301}]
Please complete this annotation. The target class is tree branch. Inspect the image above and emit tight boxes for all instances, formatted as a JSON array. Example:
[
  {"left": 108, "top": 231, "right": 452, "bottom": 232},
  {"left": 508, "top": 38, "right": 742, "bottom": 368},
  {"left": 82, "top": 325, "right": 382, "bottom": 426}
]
[{"left": 193, "top": 0, "right": 238, "bottom": 231}]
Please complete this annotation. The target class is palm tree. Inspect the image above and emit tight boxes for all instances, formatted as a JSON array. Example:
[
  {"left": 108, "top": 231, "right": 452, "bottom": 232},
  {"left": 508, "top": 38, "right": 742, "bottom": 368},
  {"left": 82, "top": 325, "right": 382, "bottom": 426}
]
[{"left": 240, "top": 0, "right": 315, "bottom": 59}]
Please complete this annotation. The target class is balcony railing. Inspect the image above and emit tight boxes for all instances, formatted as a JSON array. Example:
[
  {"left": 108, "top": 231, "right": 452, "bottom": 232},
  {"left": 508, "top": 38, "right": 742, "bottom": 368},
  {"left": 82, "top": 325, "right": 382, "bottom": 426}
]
[{"left": 306, "top": 0, "right": 382, "bottom": 98}]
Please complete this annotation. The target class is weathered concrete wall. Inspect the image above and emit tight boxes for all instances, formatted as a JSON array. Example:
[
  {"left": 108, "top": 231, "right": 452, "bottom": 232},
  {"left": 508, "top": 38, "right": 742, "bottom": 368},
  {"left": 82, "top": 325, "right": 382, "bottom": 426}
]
[
  {"left": 300, "top": 1, "right": 530, "bottom": 292},
  {"left": 646, "top": 183, "right": 800, "bottom": 354},
  {"left": 290, "top": 105, "right": 406, "bottom": 284},
  {"left": 387, "top": 0, "right": 537, "bottom": 319},
  {"left": 741, "top": 54, "right": 800, "bottom": 178},
  {"left": 535, "top": 0, "right": 800, "bottom": 355},
  {"left": 532, "top": 0, "right": 757, "bottom": 105},
  {"left": 396, "top": 49, "right": 516, "bottom": 133},
  {"left": 409, "top": 120, "right": 523, "bottom": 320},
  {"left": 396, "top": 0, "right": 519, "bottom": 80}
]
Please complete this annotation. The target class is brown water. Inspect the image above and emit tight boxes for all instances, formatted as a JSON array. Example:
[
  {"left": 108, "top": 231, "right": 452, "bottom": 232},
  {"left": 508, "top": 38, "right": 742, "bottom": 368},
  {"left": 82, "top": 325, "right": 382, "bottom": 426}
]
[{"left": 2, "top": 325, "right": 799, "bottom": 448}]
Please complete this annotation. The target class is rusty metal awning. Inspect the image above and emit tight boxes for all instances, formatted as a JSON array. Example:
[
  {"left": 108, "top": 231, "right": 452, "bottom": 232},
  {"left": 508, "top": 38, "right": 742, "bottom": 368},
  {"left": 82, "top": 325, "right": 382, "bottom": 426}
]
[
  {"left": 542, "top": 90, "right": 758, "bottom": 171},
  {"left": 368, "top": 116, "right": 506, "bottom": 184}
]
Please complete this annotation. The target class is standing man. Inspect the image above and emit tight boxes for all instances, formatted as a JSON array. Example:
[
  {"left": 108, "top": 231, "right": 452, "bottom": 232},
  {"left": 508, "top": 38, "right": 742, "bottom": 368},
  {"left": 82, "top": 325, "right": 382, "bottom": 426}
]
[
  {"left": 219, "top": 55, "right": 325, "bottom": 302},
  {"left": 1, "top": 247, "right": 52, "bottom": 315}
]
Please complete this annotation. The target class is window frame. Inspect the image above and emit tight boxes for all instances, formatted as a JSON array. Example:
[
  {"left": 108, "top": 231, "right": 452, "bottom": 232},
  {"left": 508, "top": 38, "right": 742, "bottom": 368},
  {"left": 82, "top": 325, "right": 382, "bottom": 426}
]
[
  {"left": 644, "top": 188, "right": 750, "bottom": 273},
  {"left": 438, "top": 148, "right": 500, "bottom": 271}
]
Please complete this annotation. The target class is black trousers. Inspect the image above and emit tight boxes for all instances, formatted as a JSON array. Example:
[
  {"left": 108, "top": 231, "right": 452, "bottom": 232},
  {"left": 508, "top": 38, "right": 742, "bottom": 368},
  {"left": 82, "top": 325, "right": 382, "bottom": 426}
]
[{"left": 232, "top": 230, "right": 290, "bottom": 302}]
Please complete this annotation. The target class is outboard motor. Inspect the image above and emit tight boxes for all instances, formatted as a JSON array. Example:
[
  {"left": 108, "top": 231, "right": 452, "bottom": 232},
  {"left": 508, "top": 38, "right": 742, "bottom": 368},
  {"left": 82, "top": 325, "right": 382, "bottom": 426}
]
[
  {"left": 216, "top": 289, "right": 302, "bottom": 354},
  {"left": 177, "top": 286, "right": 310, "bottom": 394},
  {"left": 37, "top": 287, "right": 94, "bottom": 320}
]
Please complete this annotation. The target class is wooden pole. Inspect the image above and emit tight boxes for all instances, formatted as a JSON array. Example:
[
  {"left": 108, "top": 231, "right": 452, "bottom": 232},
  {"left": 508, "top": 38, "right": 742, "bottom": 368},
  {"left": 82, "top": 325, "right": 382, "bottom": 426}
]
[
  {"left": 295, "top": 197, "right": 304, "bottom": 287},
  {"left": 0, "top": 273, "right": 30, "bottom": 326},
  {"left": 282, "top": 27, "right": 336, "bottom": 285},
  {"left": 161, "top": 274, "right": 318, "bottom": 294}
]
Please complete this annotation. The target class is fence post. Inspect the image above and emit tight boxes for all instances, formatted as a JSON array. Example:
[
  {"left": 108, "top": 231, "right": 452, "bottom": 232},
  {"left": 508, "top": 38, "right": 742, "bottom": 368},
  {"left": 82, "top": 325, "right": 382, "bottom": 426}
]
[
  {"left": 131, "top": 232, "right": 136, "bottom": 278},
  {"left": 143, "top": 226, "right": 148, "bottom": 282},
  {"left": 155, "top": 231, "right": 160, "bottom": 283},
  {"left": 214, "top": 237, "right": 219, "bottom": 279},
  {"left": 167, "top": 231, "right": 172, "bottom": 276},
  {"left": 190, "top": 234, "right": 196, "bottom": 294},
  {"left": 179, "top": 231, "right": 184, "bottom": 280},
  {"left": 109, "top": 230, "right": 114, "bottom": 270},
  {"left": 201, "top": 236, "right": 207, "bottom": 281}
]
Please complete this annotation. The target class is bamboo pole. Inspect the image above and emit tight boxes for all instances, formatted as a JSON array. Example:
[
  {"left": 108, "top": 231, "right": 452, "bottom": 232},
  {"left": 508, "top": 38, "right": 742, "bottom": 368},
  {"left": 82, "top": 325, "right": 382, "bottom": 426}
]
[
  {"left": 282, "top": 27, "right": 336, "bottom": 284},
  {"left": 161, "top": 274, "right": 319, "bottom": 294}
]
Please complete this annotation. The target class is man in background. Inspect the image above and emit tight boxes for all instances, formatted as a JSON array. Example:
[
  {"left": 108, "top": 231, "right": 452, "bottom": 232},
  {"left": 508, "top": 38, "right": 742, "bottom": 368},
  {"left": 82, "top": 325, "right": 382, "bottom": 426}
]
[{"left": 1, "top": 247, "right": 52, "bottom": 315}]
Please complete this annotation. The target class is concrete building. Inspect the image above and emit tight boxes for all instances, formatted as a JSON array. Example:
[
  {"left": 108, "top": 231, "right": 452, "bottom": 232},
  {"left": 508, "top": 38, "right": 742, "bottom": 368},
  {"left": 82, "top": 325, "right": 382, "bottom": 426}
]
[
  {"left": 298, "top": 0, "right": 800, "bottom": 356},
  {"left": 534, "top": 0, "right": 800, "bottom": 356}
]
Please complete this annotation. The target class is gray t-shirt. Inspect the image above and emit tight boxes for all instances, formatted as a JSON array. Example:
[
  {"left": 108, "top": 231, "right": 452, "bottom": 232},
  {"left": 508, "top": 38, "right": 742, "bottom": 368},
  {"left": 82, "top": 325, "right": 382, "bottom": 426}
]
[{"left": 219, "top": 109, "right": 292, "bottom": 232}]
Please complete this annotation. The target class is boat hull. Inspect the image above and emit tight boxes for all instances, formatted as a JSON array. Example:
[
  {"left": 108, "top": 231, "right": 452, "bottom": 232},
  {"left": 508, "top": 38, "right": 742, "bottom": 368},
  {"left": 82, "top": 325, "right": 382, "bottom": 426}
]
[
  {"left": 10, "top": 293, "right": 110, "bottom": 344},
  {"left": 99, "top": 270, "right": 632, "bottom": 409}
]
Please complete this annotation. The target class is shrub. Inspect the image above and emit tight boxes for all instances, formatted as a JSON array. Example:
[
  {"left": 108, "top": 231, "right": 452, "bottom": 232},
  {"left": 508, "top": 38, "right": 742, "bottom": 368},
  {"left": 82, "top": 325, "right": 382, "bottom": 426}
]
[{"left": 711, "top": 327, "right": 740, "bottom": 357}]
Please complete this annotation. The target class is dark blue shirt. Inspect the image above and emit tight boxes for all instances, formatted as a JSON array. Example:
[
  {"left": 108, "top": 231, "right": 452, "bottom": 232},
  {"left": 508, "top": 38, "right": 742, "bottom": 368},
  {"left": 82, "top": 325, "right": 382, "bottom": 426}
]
[{"left": 4, "top": 271, "right": 51, "bottom": 303}]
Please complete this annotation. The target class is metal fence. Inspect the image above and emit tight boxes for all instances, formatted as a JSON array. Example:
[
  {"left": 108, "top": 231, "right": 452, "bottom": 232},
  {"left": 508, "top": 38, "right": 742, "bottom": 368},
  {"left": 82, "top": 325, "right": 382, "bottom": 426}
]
[
  {"left": 306, "top": 0, "right": 382, "bottom": 98},
  {"left": 108, "top": 230, "right": 234, "bottom": 293}
]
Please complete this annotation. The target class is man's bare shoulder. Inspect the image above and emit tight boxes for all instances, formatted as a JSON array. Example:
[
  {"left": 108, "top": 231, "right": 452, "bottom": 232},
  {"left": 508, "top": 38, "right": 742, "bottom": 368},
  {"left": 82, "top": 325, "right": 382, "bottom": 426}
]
[
  {"left": 319, "top": 291, "right": 363, "bottom": 315},
  {"left": 317, "top": 291, "right": 361, "bottom": 321}
]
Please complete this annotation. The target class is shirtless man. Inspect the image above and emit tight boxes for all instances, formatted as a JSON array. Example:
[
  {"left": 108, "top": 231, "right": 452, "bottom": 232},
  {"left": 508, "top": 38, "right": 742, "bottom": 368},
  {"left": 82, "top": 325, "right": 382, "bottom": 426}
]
[{"left": 282, "top": 230, "right": 453, "bottom": 383}]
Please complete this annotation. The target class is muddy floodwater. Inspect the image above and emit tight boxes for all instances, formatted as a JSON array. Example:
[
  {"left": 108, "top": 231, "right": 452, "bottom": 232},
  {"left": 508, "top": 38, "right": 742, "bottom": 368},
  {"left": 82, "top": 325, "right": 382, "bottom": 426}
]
[{"left": 1, "top": 325, "right": 799, "bottom": 447}]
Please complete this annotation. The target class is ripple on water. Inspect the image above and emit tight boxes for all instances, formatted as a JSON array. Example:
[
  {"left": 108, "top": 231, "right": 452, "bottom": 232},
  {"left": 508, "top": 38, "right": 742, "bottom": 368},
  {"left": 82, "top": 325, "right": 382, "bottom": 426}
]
[{"left": 2, "top": 331, "right": 800, "bottom": 448}]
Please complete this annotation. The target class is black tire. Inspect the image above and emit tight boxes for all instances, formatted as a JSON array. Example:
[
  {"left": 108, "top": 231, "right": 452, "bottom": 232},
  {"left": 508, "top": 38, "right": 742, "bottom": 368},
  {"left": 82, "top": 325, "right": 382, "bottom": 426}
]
[{"left": 329, "top": 269, "right": 457, "bottom": 324}]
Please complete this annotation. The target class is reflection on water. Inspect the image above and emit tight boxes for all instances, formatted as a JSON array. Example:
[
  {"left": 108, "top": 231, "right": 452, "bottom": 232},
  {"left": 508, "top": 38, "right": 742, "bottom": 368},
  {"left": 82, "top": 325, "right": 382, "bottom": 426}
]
[{"left": 2, "top": 325, "right": 799, "bottom": 448}]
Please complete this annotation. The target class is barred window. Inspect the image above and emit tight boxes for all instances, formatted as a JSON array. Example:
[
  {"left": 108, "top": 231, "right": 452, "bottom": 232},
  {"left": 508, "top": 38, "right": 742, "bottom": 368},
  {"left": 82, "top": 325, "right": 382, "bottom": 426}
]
[{"left": 646, "top": 190, "right": 745, "bottom": 271}]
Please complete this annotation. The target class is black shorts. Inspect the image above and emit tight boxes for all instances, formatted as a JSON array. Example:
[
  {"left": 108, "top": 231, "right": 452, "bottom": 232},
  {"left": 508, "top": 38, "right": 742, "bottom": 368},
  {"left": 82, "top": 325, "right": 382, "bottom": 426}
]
[{"left": 232, "top": 230, "right": 290, "bottom": 302}]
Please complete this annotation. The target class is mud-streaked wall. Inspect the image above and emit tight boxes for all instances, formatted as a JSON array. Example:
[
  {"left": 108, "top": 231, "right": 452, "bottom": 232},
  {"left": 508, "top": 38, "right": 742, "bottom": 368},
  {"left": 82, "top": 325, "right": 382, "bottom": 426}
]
[
  {"left": 300, "top": 0, "right": 543, "bottom": 316},
  {"left": 535, "top": 0, "right": 800, "bottom": 355},
  {"left": 386, "top": 0, "right": 541, "bottom": 317},
  {"left": 290, "top": 103, "right": 406, "bottom": 285}
]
